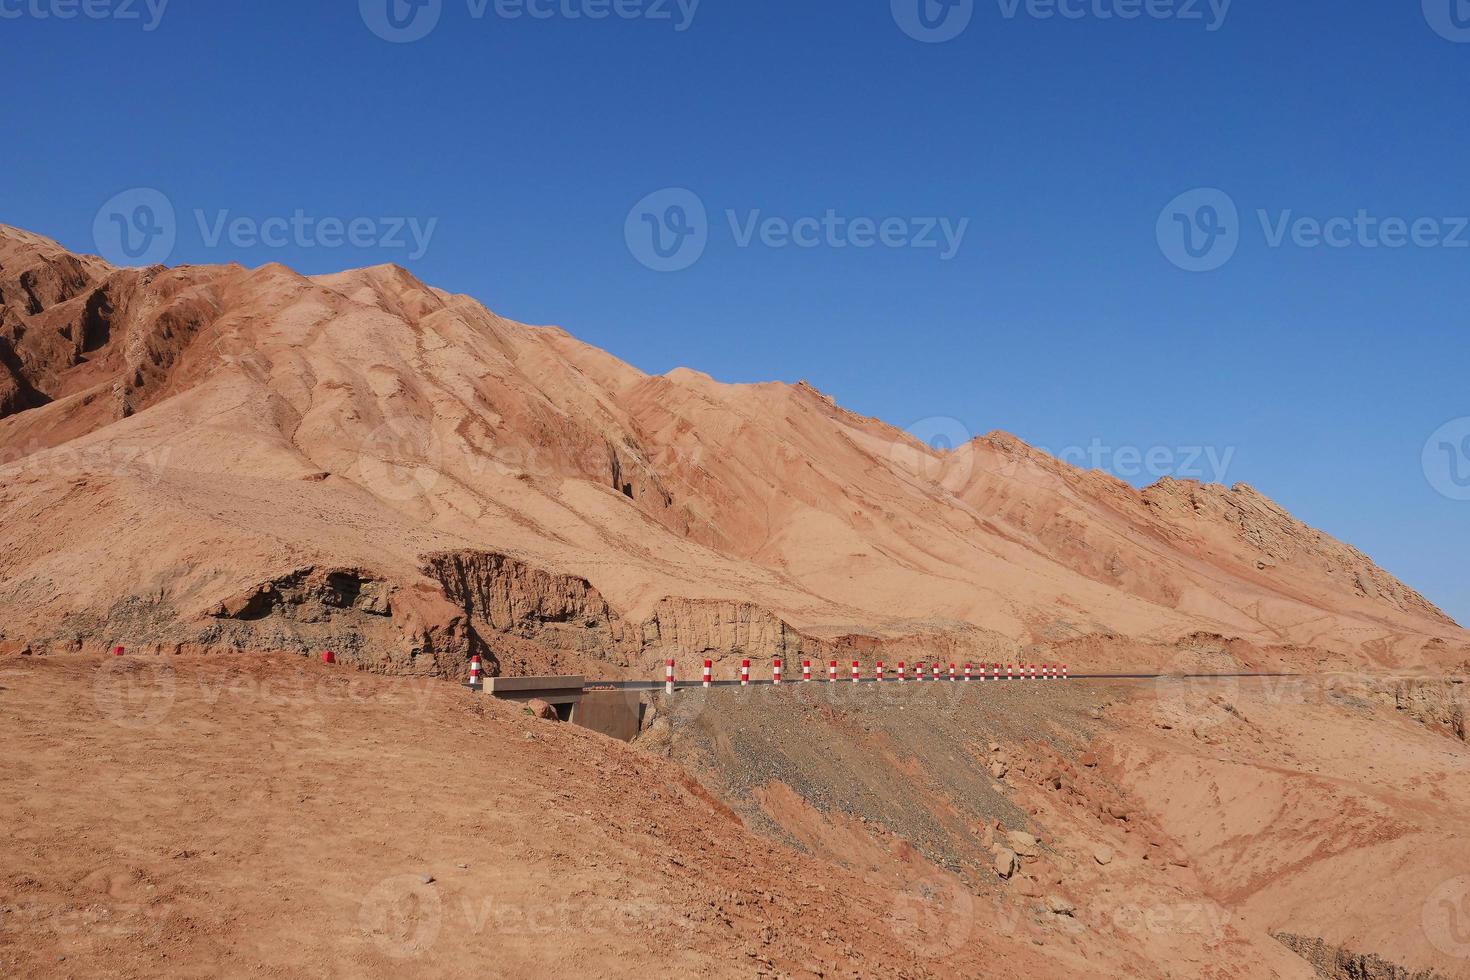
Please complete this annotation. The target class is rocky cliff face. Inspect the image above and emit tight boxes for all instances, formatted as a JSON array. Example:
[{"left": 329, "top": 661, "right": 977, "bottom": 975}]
[{"left": 420, "top": 550, "right": 834, "bottom": 678}]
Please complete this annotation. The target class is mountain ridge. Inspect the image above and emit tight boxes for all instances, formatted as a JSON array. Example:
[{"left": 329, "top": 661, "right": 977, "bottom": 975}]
[{"left": 0, "top": 225, "right": 1460, "bottom": 677}]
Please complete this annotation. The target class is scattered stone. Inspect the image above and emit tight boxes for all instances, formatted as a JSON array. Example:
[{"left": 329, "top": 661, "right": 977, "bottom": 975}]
[
  {"left": 525, "top": 699, "right": 559, "bottom": 721},
  {"left": 1079, "top": 752, "right": 1098, "bottom": 767},
  {"left": 989, "top": 742, "right": 1001, "bottom": 753},
  {"left": 1044, "top": 895, "right": 1076, "bottom": 916},
  {"left": 1107, "top": 803, "right": 1131, "bottom": 821},
  {"left": 1094, "top": 846, "right": 1114, "bottom": 866},
  {"left": 420, "top": 874, "right": 435, "bottom": 885},
  {"left": 989, "top": 760, "right": 1008, "bottom": 779},
  {"left": 994, "top": 848, "right": 1019, "bottom": 879},
  {"left": 1007, "top": 831, "right": 1040, "bottom": 857}
]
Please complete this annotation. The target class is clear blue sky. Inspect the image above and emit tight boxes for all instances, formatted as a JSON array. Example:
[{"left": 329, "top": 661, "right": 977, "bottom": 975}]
[{"left": 4, "top": 0, "right": 1466, "bottom": 624}]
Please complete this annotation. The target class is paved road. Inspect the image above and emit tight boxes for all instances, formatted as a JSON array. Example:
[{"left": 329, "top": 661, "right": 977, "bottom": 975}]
[{"left": 589, "top": 673, "right": 1296, "bottom": 691}]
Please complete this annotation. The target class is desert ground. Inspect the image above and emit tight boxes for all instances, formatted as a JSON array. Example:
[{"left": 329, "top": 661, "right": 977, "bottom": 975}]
[{"left": 2, "top": 652, "right": 1466, "bottom": 979}]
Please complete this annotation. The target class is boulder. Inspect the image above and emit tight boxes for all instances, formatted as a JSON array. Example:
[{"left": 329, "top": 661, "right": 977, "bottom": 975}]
[
  {"left": 1007, "top": 831, "right": 1040, "bottom": 857},
  {"left": 989, "top": 760, "right": 1008, "bottom": 779},
  {"left": 994, "top": 848, "right": 1019, "bottom": 879},
  {"left": 1093, "top": 846, "right": 1114, "bottom": 866},
  {"left": 525, "top": 699, "right": 560, "bottom": 721}
]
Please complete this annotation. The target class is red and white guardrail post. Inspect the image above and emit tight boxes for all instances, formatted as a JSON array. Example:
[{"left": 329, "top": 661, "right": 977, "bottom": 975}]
[
  {"left": 666, "top": 658, "right": 675, "bottom": 694},
  {"left": 802, "top": 659, "right": 811, "bottom": 682},
  {"left": 876, "top": 660, "right": 885, "bottom": 682},
  {"left": 773, "top": 659, "right": 782, "bottom": 685},
  {"left": 703, "top": 659, "right": 713, "bottom": 688},
  {"left": 851, "top": 660, "right": 860, "bottom": 683},
  {"left": 964, "top": 663, "right": 972, "bottom": 681},
  {"left": 898, "top": 661, "right": 906, "bottom": 682},
  {"left": 828, "top": 660, "right": 837, "bottom": 683},
  {"left": 741, "top": 659, "right": 750, "bottom": 687},
  {"left": 1062, "top": 664, "right": 1069, "bottom": 680},
  {"left": 468, "top": 654, "right": 481, "bottom": 689},
  {"left": 949, "top": 663, "right": 956, "bottom": 682}
]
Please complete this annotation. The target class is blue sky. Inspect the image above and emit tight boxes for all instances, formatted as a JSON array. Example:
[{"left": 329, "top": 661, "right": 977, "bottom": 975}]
[{"left": 4, "top": 0, "right": 1467, "bottom": 623}]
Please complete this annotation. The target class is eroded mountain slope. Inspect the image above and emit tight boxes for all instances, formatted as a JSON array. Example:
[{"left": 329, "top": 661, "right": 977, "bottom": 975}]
[{"left": 0, "top": 225, "right": 1462, "bottom": 676}]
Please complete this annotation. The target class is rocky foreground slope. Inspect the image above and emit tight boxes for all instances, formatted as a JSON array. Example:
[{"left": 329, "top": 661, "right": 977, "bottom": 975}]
[
  {"left": 0, "top": 225, "right": 1464, "bottom": 679},
  {"left": 5, "top": 653, "right": 1465, "bottom": 979},
  {"left": 645, "top": 671, "right": 1470, "bottom": 980}
]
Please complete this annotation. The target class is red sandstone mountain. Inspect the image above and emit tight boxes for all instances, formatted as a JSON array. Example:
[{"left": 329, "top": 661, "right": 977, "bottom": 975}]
[{"left": 0, "top": 225, "right": 1463, "bottom": 677}]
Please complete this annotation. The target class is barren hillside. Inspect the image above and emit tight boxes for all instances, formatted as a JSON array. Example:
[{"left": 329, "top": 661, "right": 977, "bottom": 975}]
[{"left": 1, "top": 226, "right": 1463, "bottom": 680}]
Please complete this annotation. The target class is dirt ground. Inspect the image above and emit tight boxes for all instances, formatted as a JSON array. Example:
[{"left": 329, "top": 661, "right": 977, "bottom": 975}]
[
  {"left": 3, "top": 653, "right": 1467, "bottom": 979},
  {"left": 0, "top": 653, "right": 1064, "bottom": 979}
]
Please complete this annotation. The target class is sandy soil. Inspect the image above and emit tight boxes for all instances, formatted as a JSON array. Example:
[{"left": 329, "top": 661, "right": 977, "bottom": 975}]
[
  {"left": 0, "top": 653, "right": 1062, "bottom": 979},
  {"left": 4, "top": 653, "right": 1466, "bottom": 979}
]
